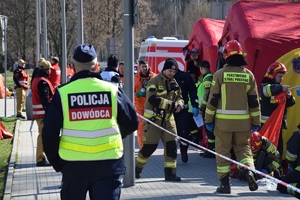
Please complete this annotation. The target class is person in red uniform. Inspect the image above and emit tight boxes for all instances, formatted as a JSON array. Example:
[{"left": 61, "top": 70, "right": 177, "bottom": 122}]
[
  {"left": 134, "top": 59, "right": 156, "bottom": 148},
  {"left": 118, "top": 62, "right": 125, "bottom": 87},
  {"left": 13, "top": 59, "right": 29, "bottom": 119},
  {"left": 66, "top": 63, "right": 75, "bottom": 82},
  {"left": 32, "top": 60, "right": 55, "bottom": 166},
  {"left": 49, "top": 56, "right": 61, "bottom": 87}
]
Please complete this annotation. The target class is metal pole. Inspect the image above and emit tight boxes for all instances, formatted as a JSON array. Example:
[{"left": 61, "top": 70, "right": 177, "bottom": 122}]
[
  {"left": 0, "top": 16, "right": 8, "bottom": 117},
  {"left": 43, "top": 0, "right": 48, "bottom": 59},
  {"left": 123, "top": 0, "right": 135, "bottom": 187},
  {"left": 61, "top": 0, "right": 67, "bottom": 84},
  {"left": 36, "top": 0, "right": 41, "bottom": 63},
  {"left": 77, "top": 0, "right": 84, "bottom": 44},
  {"left": 174, "top": 0, "right": 177, "bottom": 35}
]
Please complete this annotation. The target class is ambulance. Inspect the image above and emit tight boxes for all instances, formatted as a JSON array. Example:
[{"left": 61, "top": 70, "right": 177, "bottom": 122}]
[{"left": 138, "top": 36, "right": 189, "bottom": 73}]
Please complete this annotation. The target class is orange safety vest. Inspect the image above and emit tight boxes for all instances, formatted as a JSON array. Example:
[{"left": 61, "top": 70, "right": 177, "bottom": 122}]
[{"left": 32, "top": 77, "right": 55, "bottom": 119}]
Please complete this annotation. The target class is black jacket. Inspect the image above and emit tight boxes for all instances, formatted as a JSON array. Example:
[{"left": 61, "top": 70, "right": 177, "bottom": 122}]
[
  {"left": 42, "top": 70, "right": 138, "bottom": 174},
  {"left": 174, "top": 69, "right": 198, "bottom": 108}
]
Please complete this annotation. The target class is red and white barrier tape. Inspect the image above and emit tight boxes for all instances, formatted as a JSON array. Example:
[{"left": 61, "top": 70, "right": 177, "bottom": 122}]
[{"left": 137, "top": 113, "right": 300, "bottom": 194}]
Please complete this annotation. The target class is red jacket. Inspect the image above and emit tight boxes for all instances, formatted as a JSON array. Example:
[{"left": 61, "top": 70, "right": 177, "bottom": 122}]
[{"left": 49, "top": 63, "right": 61, "bottom": 87}]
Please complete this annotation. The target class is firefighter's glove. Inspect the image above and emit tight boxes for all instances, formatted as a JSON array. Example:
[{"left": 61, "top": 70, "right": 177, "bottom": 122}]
[
  {"left": 192, "top": 107, "right": 199, "bottom": 117},
  {"left": 205, "top": 123, "right": 214, "bottom": 132},
  {"left": 136, "top": 88, "right": 146, "bottom": 97},
  {"left": 174, "top": 102, "right": 182, "bottom": 113},
  {"left": 251, "top": 125, "right": 260, "bottom": 132}
]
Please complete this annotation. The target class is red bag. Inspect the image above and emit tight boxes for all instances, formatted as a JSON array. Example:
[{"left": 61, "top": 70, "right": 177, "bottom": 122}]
[
  {"left": 0, "top": 122, "right": 13, "bottom": 139},
  {"left": 259, "top": 92, "right": 286, "bottom": 147}
]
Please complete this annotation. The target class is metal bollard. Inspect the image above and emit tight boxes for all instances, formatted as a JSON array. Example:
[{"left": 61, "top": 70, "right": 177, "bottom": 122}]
[{"left": 25, "top": 90, "right": 33, "bottom": 120}]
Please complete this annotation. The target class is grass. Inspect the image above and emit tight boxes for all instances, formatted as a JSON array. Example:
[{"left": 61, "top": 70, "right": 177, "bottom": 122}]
[{"left": 0, "top": 117, "right": 17, "bottom": 200}]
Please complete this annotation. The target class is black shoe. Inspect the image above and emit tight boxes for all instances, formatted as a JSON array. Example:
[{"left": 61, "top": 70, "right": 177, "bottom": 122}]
[
  {"left": 199, "top": 151, "right": 206, "bottom": 157},
  {"left": 216, "top": 184, "right": 231, "bottom": 194},
  {"left": 36, "top": 159, "right": 51, "bottom": 167},
  {"left": 135, "top": 167, "right": 143, "bottom": 179},
  {"left": 246, "top": 170, "right": 258, "bottom": 191},
  {"left": 16, "top": 115, "right": 26, "bottom": 119},
  {"left": 202, "top": 151, "right": 215, "bottom": 158},
  {"left": 181, "top": 154, "right": 188, "bottom": 163},
  {"left": 165, "top": 174, "right": 181, "bottom": 182}
]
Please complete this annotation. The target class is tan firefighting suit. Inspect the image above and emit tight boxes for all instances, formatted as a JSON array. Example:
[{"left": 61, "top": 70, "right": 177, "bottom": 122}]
[
  {"left": 136, "top": 73, "right": 184, "bottom": 176},
  {"left": 205, "top": 65, "right": 261, "bottom": 179}
]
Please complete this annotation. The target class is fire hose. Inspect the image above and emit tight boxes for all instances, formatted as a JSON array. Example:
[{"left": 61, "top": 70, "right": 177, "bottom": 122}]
[{"left": 137, "top": 113, "right": 300, "bottom": 194}]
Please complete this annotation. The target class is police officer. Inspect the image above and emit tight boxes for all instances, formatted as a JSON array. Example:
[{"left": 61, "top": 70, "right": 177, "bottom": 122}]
[
  {"left": 101, "top": 54, "right": 122, "bottom": 87},
  {"left": 205, "top": 40, "right": 260, "bottom": 193},
  {"left": 135, "top": 58, "right": 184, "bottom": 181},
  {"left": 174, "top": 59, "right": 199, "bottom": 163},
  {"left": 13, "top": 59, "right": 29, "bottom": 119},
  {"left": 32, "top": 60, "right": 55, "bottom": 167},
  {"left": 277, "top": 124, "right": 300, "bottom": 198},
  {"left": 42, "top": 44, "right": 138, "bottom": 200}
]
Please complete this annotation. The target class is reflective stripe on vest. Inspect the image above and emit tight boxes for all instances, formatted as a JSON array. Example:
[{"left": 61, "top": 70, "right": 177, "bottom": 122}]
[
  {"left": 58, "top": 78, "right": 123, "bottom": 161},
  {"left": 32, "top": 103, "right": 45, "bottom": 115},
  {"left": 261, "top": 115, "right": 269, "bottom": 123},
  {"left": 216, "top": 109, "right": 249, "bottom": 120}
]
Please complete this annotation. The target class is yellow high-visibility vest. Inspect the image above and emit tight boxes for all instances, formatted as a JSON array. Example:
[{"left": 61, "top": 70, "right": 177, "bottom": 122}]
[{"left": 58, "top": 78, "right": 123, "bottom": 161}]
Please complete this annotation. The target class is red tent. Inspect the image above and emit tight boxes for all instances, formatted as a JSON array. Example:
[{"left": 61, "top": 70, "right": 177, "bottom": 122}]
[
  {"left": 185, "top": 18, "right": 225, "bottom": 73},
  {"left": 219, "top": 0, "right": 300, "bottom": 86}
]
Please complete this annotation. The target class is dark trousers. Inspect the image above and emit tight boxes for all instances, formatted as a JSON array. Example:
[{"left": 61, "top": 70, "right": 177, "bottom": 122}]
[
  {"left": 61, "top": 166, "right": 122, "bottom": 200},
  {"left": 174, "top": 108, "right": 191, "bottom": 145}
]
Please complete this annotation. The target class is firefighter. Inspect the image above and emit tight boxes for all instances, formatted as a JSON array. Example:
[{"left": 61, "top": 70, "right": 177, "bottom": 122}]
[
  {"left": 135, "top": 58, "right": 184, "bottom": 181},
  {"left": 42, "top": 44, "right": 138, "bottom": 199},
  {"left": 198, "top": 60, "right": 215, "bottom": 158},
  {"left": 205, "top": 40, "right": 260, "bottom": 193},
  {"left": 32, "top": 60, "right": 55, "bottom": 166},
  {"left": 260, "top": 61, "right": 295, "bottom": 172},
  {"left": 174, "top": 59, "right": 199, "bottom": 163},
  {"left": 277, "top": 124, "right": 300, "bottom": 199},
  {"left": 249, "top": 131, "right": 282, "bottom": 179},
  {"left": 134, "top": 59, "right": 156, "bottom": 148},
  {"left": 13, "top": 59, "right": 29, "bottom": 119}
]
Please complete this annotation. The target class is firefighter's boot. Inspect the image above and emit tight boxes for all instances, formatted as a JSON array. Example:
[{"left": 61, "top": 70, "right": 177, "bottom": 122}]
[
  {"left": 135, "top": 166, "right": 143, "bottom": 179},
  {"left": 202, "top": 142, "right": 215, "bottom": 158},
  {"left": 180, "top": 144, "right": 189, "bottom": 163},
  {"left": 164, "top": 168, "right": 181, "bottom": 182},
  {"left": 216, "top": 174, "right": 231, "bottom": 194},
  {"left": 245, "top": 170, "right": 258, "bottom": 191}
]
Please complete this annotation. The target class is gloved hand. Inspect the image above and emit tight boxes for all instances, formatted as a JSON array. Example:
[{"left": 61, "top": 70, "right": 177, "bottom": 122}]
[
  {"left": 251, "top": 125, "right": 260, "bottom": 132},
  {"left": 136, "top": 88, "right": 146, "bottom": 97},
  {"left": 205, "top": 123, "right": 214, "bottom": 132},
  {"left": 192, "top": 107, "right": 199, "bottom": 117},
  {"left": 259, "top": 168, "right": 269, "bottom": 175}
]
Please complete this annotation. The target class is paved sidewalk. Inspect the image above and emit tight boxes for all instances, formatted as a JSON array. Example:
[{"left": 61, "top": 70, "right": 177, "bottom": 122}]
[{"left": 1, "top": 98, "right": 293, "bottom": 199}]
